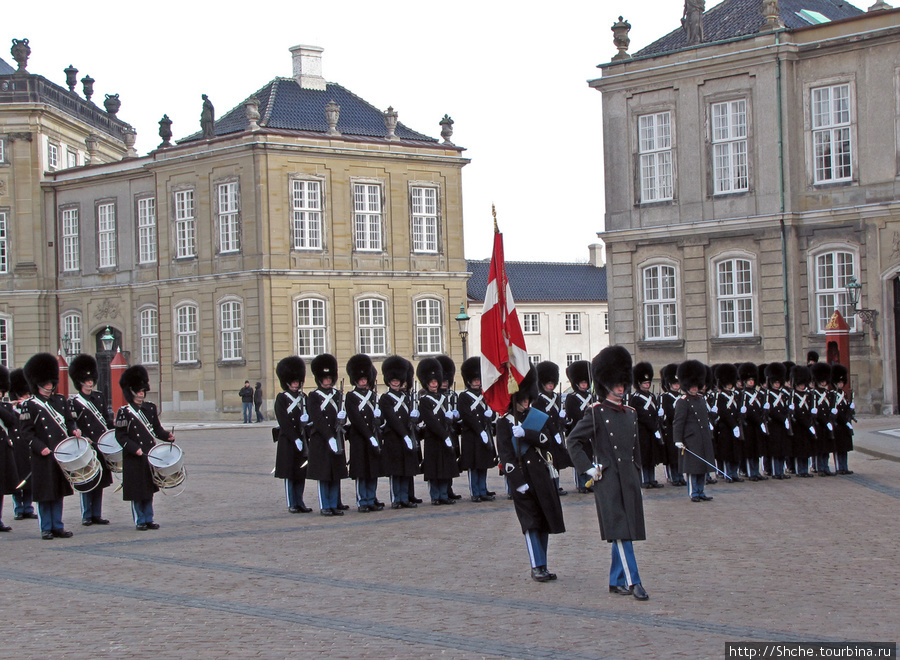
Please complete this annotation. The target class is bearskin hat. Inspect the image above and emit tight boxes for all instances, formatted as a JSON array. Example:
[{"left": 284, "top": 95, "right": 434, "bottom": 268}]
[
  {"left": 807, "top": 350, "right": 819, "bottom": 364},
  {"left": 790, "top": 365, "right": 811, "bottom": 388},
  {"left": 633, "top": 361, "right": 654, "bottom": 386},
  {"left": 382, "top": 355, "right": 408, "bottom": 386},
  {"left": 677, "top": 359, "right": 706, "bottom": 392},
  {"left": 24, "top": 352, "right": 59, "bottom": 394},
  {"left": 0, "top": 365, "right": 8, "bottom": 394},
  {"left": 592, "top": 345, "right": 633, "bottom": 397},
  {"left": 460, "top": 357, "right": 481, "bottom": 388},
  {"left": 739, "top": 362, "right": 758, "bottom": 384},
  {"left": 783, "top": 360, "right": 796, "bottom": 374},
  {"left": 512, "top": 363, "right": 540, "bottom": 405},
  {"left": 661, "top": 363, "right": 679, "bottom": 392},
  {"left": 405, "top": 359, "right": 415, "bottom": 392},
  {"left": 8, "top": 368, "right": 29, "bottom": 400},
  {"left": 536, "top": 361, "right": 559, "bottom": 387},
  {"left": 765, "top": 362, "right": 786, "bottom": 387},
  {"left": 417, "top": 357, "right": 443, "bottom": 389},
  {"left": 566, "top": 360, "right": 590, "bottom": 388},
  {"left": 347, "top": 354, "right": 373, "bottom": 386},
  {"left": 832, "top": 364, "right": 849, "bottom": 386},
  {"left": 810, "top": 362, "right": 832, "bottom": 386},
  {"left": 436, "top": 355, "right": 456, "bottom": 386},
  {"left": 276, "top": 356, "right": 306, "bottom": 391},
  {"left": 369, "top": 364, "right": 378, "bottom": 390},
  {"left": 757, "top": 363, "right": 769, "bottom": 384},
  {"left": 119, "top": 364, "right": 150, "bottom": 403},
  {"left": 715, "top": 363, "right": 738, "bottom": 389},
  {"left": 69, "top": 353, "right": 99, "bottom": 389},
  {"left": 311, "top": 353, "right": 338, "bottom": 387}
]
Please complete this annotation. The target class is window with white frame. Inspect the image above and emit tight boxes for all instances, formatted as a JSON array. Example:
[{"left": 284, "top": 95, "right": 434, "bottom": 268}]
[
  {"left": 292, "top": 179, "right": 323, "bottom": 250},
  {"left": 47, "top": 142, "right": 59, "bottom": 170},
  {"left": 716, "top": 258, "right": 754, "bottom": 337},
  {"left": 353, "top": 183, "right": 382, "bottom": 251},
  {"left": 0, "top": 316, "right": 9, "bottom": 366},
  {"left": 643, "top": 264, "right": 678, "bottom": 340},
  {"left": 639, "top": 111, "right": 674, "bottom": 202},
  {"left": 814, "top": 250, "right": 857, "bottom": 332},
  {"left": 61, "top": 208, "right": 80, "bottom": 272},
  {"left": 522, "top": 313, "right": 540, "bottom": 334},
  {"left": 0, "top": 137, "right": 5, "bottom": 163},
  {"left": 217, "top": 182, "right": 240, "bottom": 254},
  {"left": 140, "top": 308, "right": 159, "bottom": 364},
  {"left": 565, "top": 313, "right": 581, "bottom": 333},
  {"left": 175, "top": 190, "right": 196, "bottom": 258},
  {"left": 175, "top": 304, "right": 199, "bottom": 362},
  {"left": 97, "top": 202, "right": 116, "bottom": 268},
  {"left": 66, "top": 150, "right": 78, "bottom": 169},
  {"left": 411, "top": 187, "right": 439, "bottom": 253},
  {"left": 529, "top": 355, "right": 541, "bottom": 365},
  {"left": 566, "top": 353, "right": 582, "bottom": 366},
  {"left": 62, "top": 313, "right": 82, "bottom": 355},
  {"left": 220, "top": 300, "right": 243, "bottom": 360},
  {"left": 415, "top": 299, "right": 442, "bottom": 354},
  {"left": 603, "top": 312, "right": 609, "bottom": 334},
  {"left": 296, "top": 298, "right": 326, "bottom": 358},
  {"left": 138, "top": 197, "right": 157, "bottom": 264},
  {"left": 0, "top": 211, "right": 7, "bottom": 274},
  {"left": 711, "top": 100, "right": 749, "bottom": 194},
  {"left": 812, "top": 84, "right": 852, "bottom": 183},
  {"left": 357, "top": 298, "right": 386, "bottom": 355}
]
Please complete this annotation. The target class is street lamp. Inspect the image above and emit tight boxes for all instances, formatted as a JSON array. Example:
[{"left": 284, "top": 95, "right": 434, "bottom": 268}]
[
  {"left": 100, "top": 326, "right": 115, "bottom": 352},
  {"left": 844, "top": 277, "right": 879, "bottom": 340},
  {"left": 455, "top": 302, "right": 471, "bottom": 361},
  {"left": 61, "top": 332, "right": 72, "bottom": 357}
]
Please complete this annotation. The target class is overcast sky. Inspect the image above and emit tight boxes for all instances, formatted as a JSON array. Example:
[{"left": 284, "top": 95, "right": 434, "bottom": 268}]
[{"left": 4, "top": 0, "right": 730, "bottom": 262}]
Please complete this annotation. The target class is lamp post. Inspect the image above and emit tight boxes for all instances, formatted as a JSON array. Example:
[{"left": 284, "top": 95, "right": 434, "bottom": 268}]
[
  {"left": 455, "top": 302, "right": 471, "bottom": 362},
  {"left": 61, "top": 332, "right": 72, "bottom": 358},
  {"left": 99, "top": 326, "right": 116, "bottom": 416},
  {"left": 844, "top": 277, "right": 879, "bottom": 340},
  {"left": 100, "top": 326, "right": 115, "bottom": 352}
]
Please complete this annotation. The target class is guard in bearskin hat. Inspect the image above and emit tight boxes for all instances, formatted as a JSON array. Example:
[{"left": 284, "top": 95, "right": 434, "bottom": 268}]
[
  {"left": 496, "top": 364, "right": 565, "bottom": 583},
  {"left": 379, "top": 356, "right": 419, "bottom": 508},
  {"left": 404, "top": 358, "right": 424, "bottom": 504},
  {"left": 763, "top": 363, "right": 792, "bottom": 479},
  {"left": 0, "top": 366, "right": 19, "bottom": 531},
  {"left": 7, "top": 368, "right": 36, "bottom": 519},
  {"left": 738, "top": 362, "right": 768, "bottom": 481},
  {"left": 416, "top": 357, "right": 459, "bottom": 504},
  {"left": 21, "top": 353, "right": 80, "bottom": 539},
  {"left": 831, "top": 365, "right": 855, "bottom": 474},
  {"left": 810, "top": 362, "right": 836, "bottom": 476},
  {"left": 436, "top": 355, "right": 462, "bottom": 500},
  {"left": 789, "top": 365, "right": 815, "bottom": 477},
  {"left": 627, "top": 361, "right": 665, "bottom": 489},
  {"left": 274, "top": 356, "right": 311, "bottom": 514},
  {"left": 457, "top": 357, "right": 497, "bottom": 502},
  {"left": 69, "top": 354, "right": 114, "bottom": 526},
  {"left": 115, "top": 365, "right": 173, "bottom": 530},
  {"left": 566, "top": 346, "right": 648, "bottom": 600},
  {"left": 658, "top": 364, "right": 685, "bottom": 486},
  {"left": 306, "top": 354, "right": 349, "bottom": 516},
  {"left": 564, "top": 360, "right": 595, "bottom": 493},
  {"left": 673, "top": 359, "right": 716, "bottom": 502},
  {"left": 344, "top": 354, "right": 383, "bottom": 512},
  {"left": 531, "top": 361, "right": 572, "bottom": 496},
  {"left": 713, "top": 363, "right": 744, "bottom": 483}
]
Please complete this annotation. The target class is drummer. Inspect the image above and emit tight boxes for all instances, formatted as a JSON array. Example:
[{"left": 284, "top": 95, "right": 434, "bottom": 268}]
[
  {"left": 20, "top": 353, "right": 82, "bottom": 540},
  {"left": 115, "top": 365, "right": 173, "bottom": 531},
  {"left": 69, "top": 354, "right": 114, "bottom": 526}
]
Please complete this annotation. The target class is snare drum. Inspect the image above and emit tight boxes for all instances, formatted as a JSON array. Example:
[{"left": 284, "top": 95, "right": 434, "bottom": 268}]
[
  {"left": 147, "top": 442, "right": 185, "bottom": 489},
  {"left": 54, "top": 436, "right": 102, "bottom": 492},
  {"left": 97, "top": 429, "right": 123, "bottom": 473}
]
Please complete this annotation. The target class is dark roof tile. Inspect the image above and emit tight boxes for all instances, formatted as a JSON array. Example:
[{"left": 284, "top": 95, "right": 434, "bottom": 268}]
[
  {"left": 0, "top": 57, "right": 15, "bottom": 75},
  {"left": 466, "top": 260, "right": 607, "bottom": 303}
]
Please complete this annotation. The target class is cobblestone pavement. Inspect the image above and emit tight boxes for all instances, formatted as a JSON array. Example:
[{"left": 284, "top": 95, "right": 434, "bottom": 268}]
[{"left": 1, "top": 418, "right": 897, "bottom": 659}]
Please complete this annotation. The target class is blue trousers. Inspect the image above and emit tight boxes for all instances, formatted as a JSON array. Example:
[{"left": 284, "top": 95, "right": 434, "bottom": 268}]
[
  {"left": 391, "top": 476, "right": 412, "bottom": 504},
  {"left": 81, "top": 488, "right": 104, "bottom": 521},
  {"left": 284, "top": 478, "right": 306, "bottom": 508},
  {"left": 318, "top": 480, "right": 340, "bottom": 511},
  {"left": 13, "top": 491, "right": 34, "bottom": 516},
  {"left": 770, "top": 456, "right": 786, "bottom": 477},
  {"left": 610, "top": 540, "right": 642, "bottom": 587},
  {"left": 816, "top": 454, "right": 833, "bottom": 474},
  {"left": 429, "top": 478, "right": 450, "bottom": 502},
  {"left": 525, "top": 529, "right": 549, "bottom": 568},
  {"left": 745, "top": 457, "right": 761, "bottom": 478},
  {"left": 794, "top": 457, "right": 810, "bottom": 475},
  {"left": 468, "top": 469, "right": 488, "bottom": 497},
  {"left": 355, "top": 478, "right": 377, "bottom": 507},
  {"left": 131, "top": 498, "right": 154, "bottom": 525},
  {"left": 688, "top": 473, "right": 706, "bottom": 498},
  {"left": 242, "top": 401, "right": 252, "bottom": 423},
  {"left": 37, "top": 498, "right": 64, "bottom": 533},
  {"left": 641, "top": 466, "right": 656, "bottom": 484},
  {"left": 836, "top": 452, "right": 850, "bottom": 472}
]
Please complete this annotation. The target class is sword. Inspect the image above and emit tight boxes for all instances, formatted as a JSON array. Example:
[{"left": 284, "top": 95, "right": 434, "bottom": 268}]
[
  {"left": 679, "top": 445, "right": 729, "bottom": 478},
  {"left": 16, "top": 472, "right": 31, "bottom": 490}
]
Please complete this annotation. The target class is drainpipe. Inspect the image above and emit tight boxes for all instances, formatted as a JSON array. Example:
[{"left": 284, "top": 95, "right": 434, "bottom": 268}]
[{"left": 776, "top": 32, "right": 792, "bottom": 360}]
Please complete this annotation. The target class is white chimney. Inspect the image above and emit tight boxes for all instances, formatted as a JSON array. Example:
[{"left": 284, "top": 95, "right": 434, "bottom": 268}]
[
  {"left": 290, "top": 44, "right": 327, "bottom": 91},
  {"left": 588, "top": 242, "right": 606, "bottom": 268}
]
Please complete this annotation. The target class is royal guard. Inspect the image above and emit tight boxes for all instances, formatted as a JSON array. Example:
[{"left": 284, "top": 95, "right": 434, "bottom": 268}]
[
  {"left": 0, "top": 366, "right": 19, "bottom": 532},
  {"left": 564, "top": 360, "right": 595, "bottom": 493},
  {"left": 831, "top": 365, "right": 855, "bottom": 475},
  {"left": 306, "top": 354, "right": 349, "bottom": 516},
  {"left": 763, "top": 364, "right": 792, "bottom": 479},
  {"left": 379, "top": 356, "right": 420, "bottom": 509},
  {"left": 739, "top": 363, "right": 768, "bottom": 481},
  {"left": 436, "top": 355, "right": 462, "bottom": 500},
  {"left": 673, "top": 359, "right": 717, "bottom": 502},
  {"left": 457, "top": 357, "right": 497, "bottom": 502},
  {"left": 810, "top": 362, "right": 836, "bottom": 476},
  {"left": 627, "top": 361, "right": 665, "bottom": 489},
  {"left": 789, "top": 365, "right": 815, "bottom": 477},
  {"left": 417, "top": 358, "right": 459, "bottom": 505},
  {"left": 273, "top": 356, "right": 311, "bottom": 514},
  {"left": 345, "top": 354, "right": 383, "bottom": 512},
  {"left": 404, "top": 359, "right": 424, "bottom": 505},
  {"left": 659, "top": 363, "right": 685, "bottom": 486},
  {"left": 713, "top": 363, "right": 744, "bottom": 483},
  {"left": 8, "top": 369, "right": 36, "bottom": 520},
  {"left": 532, "top": 361, "right": 572, "bottom": 496}
]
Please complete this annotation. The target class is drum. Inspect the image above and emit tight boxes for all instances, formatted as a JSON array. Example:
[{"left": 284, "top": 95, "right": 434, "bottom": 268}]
[
  {"left": 97, "top": 429, "right": 123, "bottom": 473},
  {"left": 147, "top": 442, "right": 185, "bottom": 489},
  {"left": 53, "top": 436, "right": 103, "bottom": 492}
]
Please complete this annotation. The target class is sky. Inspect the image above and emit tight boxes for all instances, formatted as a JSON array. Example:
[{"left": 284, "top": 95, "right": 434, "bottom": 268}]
[{"left": 3, "top": 0, "right": 723, "bottom": 262}]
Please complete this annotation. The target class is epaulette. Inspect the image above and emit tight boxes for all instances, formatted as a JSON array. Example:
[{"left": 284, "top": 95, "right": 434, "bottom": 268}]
[
  {"left": 115, "top": 418, "right": 128, "bottom": 428},
  {"left": 70, "top": 410, "right": 78, "bottom": 418},
  {"left": 623, "top": 404, "right": 635, "bottom": 412},
  {"left": 588, "top": 401, "right": 602, "bottom": 408},
  {"left": 19, "top": 412, "right": 30, "bottom": 420}
]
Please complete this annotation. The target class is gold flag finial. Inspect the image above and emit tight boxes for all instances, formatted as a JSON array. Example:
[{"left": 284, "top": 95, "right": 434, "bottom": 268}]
[{"left": 492, "top": 204, "right": 498, "bottom": 233}]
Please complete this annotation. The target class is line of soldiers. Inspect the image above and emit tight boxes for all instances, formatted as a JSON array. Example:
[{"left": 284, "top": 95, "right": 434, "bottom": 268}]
[{"left": 0, "top": 354, "right": 174, "bottom": 538}]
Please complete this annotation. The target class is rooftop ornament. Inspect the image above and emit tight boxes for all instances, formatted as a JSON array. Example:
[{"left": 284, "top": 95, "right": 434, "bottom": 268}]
[
  {"left": 245, "top": 96, "right": 261, "bottom": 131},
  {"left": 10, "top": 38, "right": 30, "bottom": 75},
  {"left": 383, "top": 106, "right": 399, "bottom": 141},
  {"left": 64, "top": 64, "right": 78, "bottom": 92},
  {"left": 611, "top": 16, "right": 632, "bottom": 61},
  {"left": 81, "top": 74, "right": 95, "bottom": 102},
  {"left": 440, "top": 114, "right": 454, "bottom": 145},
  {"left": 158, "top": 114, "right": 173, "bottom": 149},
  {"left": 201, "top": 94, "right": 216, "bottom": 139},
  {"left": 682, "top": 0, "right": 705, "bottom": 45},
  {"left": 324, "top": 99, "right": 341, "bottom": 136},
  {"left": 104, "top": 93, "right": 121, "bottom": 116},
  {"left": 762, "top": 0, "right": 785, "bottom": 30}
]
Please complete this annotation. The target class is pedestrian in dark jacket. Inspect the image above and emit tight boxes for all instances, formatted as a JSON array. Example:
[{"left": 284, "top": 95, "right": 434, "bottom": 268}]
[
  {"left": 254, "top": 382, "right": 264, "bottom": 422},
  {"left": 239, "top": 381, "right": 254, "bottom": 423}
]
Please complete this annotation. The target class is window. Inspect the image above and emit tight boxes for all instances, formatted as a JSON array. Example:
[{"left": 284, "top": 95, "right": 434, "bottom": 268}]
[
  {"left": 812, "top": 84, "right": 852, "bottom": 183},
  {"left": 529, "top": 355, "right": 542, "bottom": 365},
  {"left": 565, "top": 313, "right": 581, "bottom": 334},
  {"left": 0, "top": 137, "right": 5, "bottom": 163},
  {"left": 353, "top": 183, "right": 382, "bottom": 251},
  {"left": 0, "top": 211, "right": 7, "bottom": 274},
  {"left": 296, "top": 298, "right": 326, "bottom": 358},
  {"left": 138, "top": 198, "right": 157, "bottom": 263},
  {"left": 175, "top": 190, "right": 196, "bottom": 258},
  {"left": 357, "top": 298, "right": 386, "bottom": 355},
  {"left": 220, "top": 300, "right": 243, "bottom": 361},
  {"left": 217, "top": 182, "right": 240, "bottom": 254},
  {"left": 62, "top": 313, "right": 82, "bottom": 355},
  {"left": 566, "top": 353, "right": 582, "bottom": 366},
  {"left": 415, "top": 299, "right": 442, "bottom": 354},
  {"left": 61, "top": 208, "right": 80, "bottom": 272},
  {"left": 639, "top": 111, "right": 673, "bottom": 202},
  {"left": 97, "top": 202, "right": 116, "bottom": 268},
  {"left": 814, "top": 250, "right": 857, "bottom": 332},
  {"left": 522, "top": 313, "right": 540, "bottom": 334},
  {"left": 175, "top": 304, "right": 198, "bottom": 362},
  {"left": 643, "top": 264, "right": 678, "bottom": 340},
  {"left": 717, "top": 258, "right": 754, "bottom": 336},
  {"left": 140, "top": 308, "right": 158, "bottom": 364},
  {"left": 66, "top": 150, "right": 78, "bottom": 169},
  {"left": 291, "top": 180, "right": 323, "bottom": 250},
  {"left": 47, "top": 142, "right": 59, "bottom": 170},
  {"left": 0, "top": 316, "right": 9, "bottom": 366},
  {"left": 603, "top": 312, "right": 609, "bottom": 334},
  {"left": 411, "top": 187, "right": 438, "bottom": 253},
  {"left": 711, "top": 100, "right": 748, "bottom": 194}
]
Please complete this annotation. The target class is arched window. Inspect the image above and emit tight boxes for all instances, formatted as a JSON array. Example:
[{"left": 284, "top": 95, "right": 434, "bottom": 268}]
[
  {"left": 0, "top": 315, "right": 10, "bottom": 366},
  {"left": 642, "top": 263, "right": 678, "bottom": 340},
  {"left": 716, "top": 257, "right": 754, "bottom": 337},
  {"left": 813, "top": 249, "right": 857, "bottom": 332},
  {"left": 139, "top": 307, "right": 158, "bottom": 364},
  {"left": 296, "top": 298, "right": 326, "bottom": 358},
  {"left": 175, "top": 303, "right": 199, "bottom": 363},
  {"left": 220, "top": 300, "right": 243, "bottom": 361},
  {"left": 62, "top": 312, "right": 82, "bottom": 355},
  {"left": 415, "top": 298, "right": 442, "bottom": 355},
  {"left": 357, "top": 298, "right": 387, "bottom": 355}
]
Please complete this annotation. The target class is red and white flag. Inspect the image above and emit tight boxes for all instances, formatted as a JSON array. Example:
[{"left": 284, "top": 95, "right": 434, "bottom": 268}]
[{"left": 481, "top": 223, "right": 529, "bottom": 413}]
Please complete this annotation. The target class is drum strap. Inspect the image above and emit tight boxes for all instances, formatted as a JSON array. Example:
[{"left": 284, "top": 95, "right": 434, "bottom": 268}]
[
  {"left": 285, "top": 392, "right": 304, "bottom": 414},
  {"left": 75, "top": 393, "right": 109, "bottom": 430},
  {"left": 31, "top": 397, "right": 68, "bottom": 434}
]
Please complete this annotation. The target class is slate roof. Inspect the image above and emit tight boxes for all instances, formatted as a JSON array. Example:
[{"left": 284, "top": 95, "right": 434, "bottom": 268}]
[
  {"left": 180, "top": 78, "right": 439, "bottom": 145},
  {"left": 466, "top": 260, "right": 608, "bottom": 303},
  {"left": 0, "top": 57, "right": 15, "bottom": 75},
  {"left": 633, "top": 0, "right": 864, "bottom": 58}
]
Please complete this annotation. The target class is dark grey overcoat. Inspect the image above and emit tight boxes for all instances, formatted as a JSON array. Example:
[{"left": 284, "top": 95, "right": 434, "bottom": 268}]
[{"left": 672, "top": 393, "right": 716, "bottom": 475}]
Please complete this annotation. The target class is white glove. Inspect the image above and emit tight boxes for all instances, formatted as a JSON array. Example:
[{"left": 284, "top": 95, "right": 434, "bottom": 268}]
[
  {"left": 831, "top": 408, "right": 837, "bottom": 415},
  {"left": 558, "top": 410, "right": 566, "bottom": 419},
  {"left": 337, "top": 410, "right": 347, "bottom": 420},
  {"left": 512, "top": 425, "right": 525, "bottom": 438},
  {"left": 760, "top": 423, "right": 768, "bottom": 434},
  {"left": 811, "top": 408, "right": 818, "bottom": 415},
  {"left": 586, "top": 466, "right": 602, "bottom": 481},
  {"left": 654, "top": 430, "right": 662, "bottom": 440},
  {"left": 826, "top": 422, "right": 833, "bottom": 431},
  {"left": 554, "top": 433, "right": 563, "bottom": 445},
  {"left": 732, "top": 427, "right": 741, "bottom": 438},
  {"left": 404, "top": 435, "right": 414, "bottom": 450},
  {"left": 410, "top": 409, "right": 420, "bottom": 419},
  {"left": 657, "top": 408, "right": 665, "bottom": 418},
  {"left": 846, "top": 422, "right": 853, "bottom": 430},
  {"left": 373, "top": 408, "right": 382, "bottom": 418},
  {"left": 785, "top": 419, "right": 790, "bottom": 429},
  {"left": 516, "top": 484, "right": 530, "bottom": 493},
  {"left": 300, "top": 413, "right": 309, "bottom": 423},
  {"left": 294, "top": 438, "right": 304, "bottom": 452},
  {"left": 675, "top": 442, "right": 685, "bottom": 449},
  {"left": 850, "top": 401, "right": 855, "bottom": 410},
  {"left": 444, "top": 437, "right": 453, "bottom": 448},
  {"left": 484, "top": 410, "right": 493, "bottom": 419},
  {"left": 789, "top": 404, "right": 794, "bottom": 411},
  {"left": 369, "top": 436, "right": 379, "bottom": 448},
  {"left": 480, "top": 431, "right": 490, "bottom": 444},
  {"left": 711, "top": 406, "right": 718, "bottom": 414},
  {"left": 449, "top": 410, "right": 459, "bottom": 420},
  {"left": 809, "top": 426, "right": 816, "bottom": 436},
  {"left": 763, "top": 402, "right": 770, "bottom": 410},
  {"left": 328, "top": 437, "right": 339, "bottom": 453},
  {"left": 740, "top": 406, "right": 747, "bottom": 414}
]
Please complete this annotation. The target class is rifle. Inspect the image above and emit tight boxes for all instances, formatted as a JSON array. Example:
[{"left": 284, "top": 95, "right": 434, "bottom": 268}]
[
  {"left": 335, "top": 379, "right": 346, "bottom": 456},
  {"left": 370, "top": 381, "right": 383, "bottom": 456}
]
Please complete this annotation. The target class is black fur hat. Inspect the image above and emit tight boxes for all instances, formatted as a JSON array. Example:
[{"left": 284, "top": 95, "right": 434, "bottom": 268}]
[
  {"left": 807, "top": 350, "right": 819, "bottom": 364},
  {"left": 0, "top": 365, "right": 8, "bottom": 394},
  {"left": 790, "top": 365, "right": 811, "bottom": 388},
  {"left": 405, "top": 359, "right": 415, "bottom": 392},
  {"left": 738, "top": 362, "right": 758, "bottom": 384},
  {"left": 436, "top": 355, "right": 456, "bottom": 386},
  {"left": 661, "top": 363, "right": 679, "bottom": 391},
  {"left": 311, "top": 353, "right": 338, "bottom": 387},
  {"left": 512, "top": 364, "right": 540, "bottom": 405},
  {"left": 810, "top": 362, "right": 832, "bottom": 386},
  {"left": 633, "top": 361, "right": 654, "bottom": 386},
  {"left": 382, "top": 355, "right": 408, "bottom": 385},
  {"left": 69, "top": 353, "right": 98, "bottom": 389},
  {"left": 24, "top": 352, "right": 59, "bottom": 394},
  {"left": 765, "top": 362, "right": 786, "bottom": 387},
  {"left": 276, "top": 356, "right": 306, "bottom": 391},
  {"left": 119, "top": 364, "right": 150, "bottom": 403},
  {"left": 783, "top": 360, "right": 796, "bottom": 374},
  {"left": 677, "top": 359, "right": 706, "bottom": 392},
  {"left": 592, "top": 345, "right": 633, "bottom": 397},
  {"left": 417, "top": 357, "right": 443, "bottom": 389},
  {"left": 460, "top": 357, "right": 481, "bottom": 388},
  {"left": 757, "top": 363, "right": 769, "bottom": 384},
  {"left": 536, "top": 361, "right": 559, "bottom": 387},
  {"left": 566, "top": 360, "right": 590, "bottom": 387},
  {"left": 347, "top": 354, "right": 373, "bottom": 386},
  {"left": 715, "top": 363, "right": 738, "bottom": 389},
  {"left": 832, "top": 364, "right": 849, "bottom": 386},
  {"left": 9, "top": 368, "right": 29, "bottom": 400}
]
